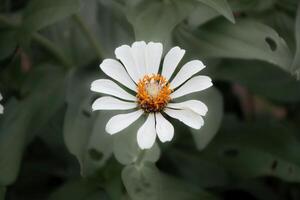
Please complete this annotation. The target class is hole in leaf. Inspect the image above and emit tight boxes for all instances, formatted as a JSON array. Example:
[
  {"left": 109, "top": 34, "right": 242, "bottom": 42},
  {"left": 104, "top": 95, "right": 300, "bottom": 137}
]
[
  {"left": 223, "top": 148, "right": 239, "bottom": 157},
  {"left": 271, "top": 160, "right": 278, "bottom": 171},
  {"left": 265, "top": 37, "right": 277, "bottom": 51},
  {"left": 88, "top": 148, "right": 103, "bottom": 161}
]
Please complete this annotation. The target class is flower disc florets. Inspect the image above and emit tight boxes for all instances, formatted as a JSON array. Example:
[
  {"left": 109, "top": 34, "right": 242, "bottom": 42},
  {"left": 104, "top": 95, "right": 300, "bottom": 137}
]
[{"left": 137, "top": 74, "right": 172, "bottom": 113}]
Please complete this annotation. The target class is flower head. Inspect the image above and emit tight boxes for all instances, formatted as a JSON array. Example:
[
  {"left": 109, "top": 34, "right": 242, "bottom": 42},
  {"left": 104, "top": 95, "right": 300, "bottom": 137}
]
[
  {"left": 91, "top": 41, "right": 212, "bottom": 149},
  {"left": 0, "top": 93, "right": 3, "bottom": 114}
]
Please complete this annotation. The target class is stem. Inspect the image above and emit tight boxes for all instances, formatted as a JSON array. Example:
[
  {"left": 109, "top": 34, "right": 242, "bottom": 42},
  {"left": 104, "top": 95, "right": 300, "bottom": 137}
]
[
  {"left": 0, "top": 15, "right": 72, "bottom": 69},
  {"left": 32, "top": 34, "right": 72, "bottom": 69},
  {"left": 135, "top": 150, "right": 146, "bottom": 167},
  {"left": 72, "top": 14, "right": 103, "bottom": 59}
]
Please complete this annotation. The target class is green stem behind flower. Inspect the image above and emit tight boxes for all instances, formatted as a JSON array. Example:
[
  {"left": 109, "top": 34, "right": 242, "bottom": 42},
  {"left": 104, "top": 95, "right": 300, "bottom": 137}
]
[{"left": 72, "top": 14, "right": 103, "bottom": 59}]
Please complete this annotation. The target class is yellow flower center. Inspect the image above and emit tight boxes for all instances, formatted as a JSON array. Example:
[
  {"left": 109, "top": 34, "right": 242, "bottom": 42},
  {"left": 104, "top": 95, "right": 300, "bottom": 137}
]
[{"left": 137, "top": 74, "right": 172, "bottom": 113}]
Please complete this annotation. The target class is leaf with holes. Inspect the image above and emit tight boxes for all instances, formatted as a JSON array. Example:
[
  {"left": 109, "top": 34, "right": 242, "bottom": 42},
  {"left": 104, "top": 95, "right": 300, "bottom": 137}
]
[
  {"left": 200, "top": 117, "right": 300, "bottom": 182},
  {"left": 176, "top": 19, "right": 293, "bottom": 71}
]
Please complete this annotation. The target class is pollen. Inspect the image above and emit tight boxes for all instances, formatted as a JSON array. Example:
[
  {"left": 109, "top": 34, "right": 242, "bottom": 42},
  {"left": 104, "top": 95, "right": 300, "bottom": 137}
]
[{"left": 137, "top": 74, "right": 172, "bottom": 113}]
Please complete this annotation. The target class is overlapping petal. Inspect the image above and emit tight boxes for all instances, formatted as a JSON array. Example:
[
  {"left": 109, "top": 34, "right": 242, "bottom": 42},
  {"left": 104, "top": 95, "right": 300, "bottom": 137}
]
[
  {"left": 92, "top": 96, "right": 137, "bottom": 111},
  {"left": 105, "top": 110, "right": 143, "bottom": 135},
  {"left": 91, "top": 79, "right": 136, "bottom": 101},
  {"left": 171, "top": 76, "right": 213, "bottom": 99},
  {"left": 100, "top": 59, "right": 137, "bottom": 91},
  {"left": 167, "top": 100, "right": 208, "bottom": 116},
  {"left": 137, "top": 113, "right": 156, "bottom": 149},
  {"left": 162, "top": 46, "right": 185, "bottom": 80},
  {"left": 155, "top": 113, "right": 174, "bottom": 142}
]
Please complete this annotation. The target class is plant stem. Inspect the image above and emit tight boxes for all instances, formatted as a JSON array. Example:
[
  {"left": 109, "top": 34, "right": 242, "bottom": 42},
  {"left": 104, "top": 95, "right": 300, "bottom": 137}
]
[
  {"left": 135, "top": 150, "right": 146, "bottom": 167},
  {"left": 32, "top": 34, "right": 72, "bottom": 69},
  {"left": 72, "top": 14, "right": 103, "bottom": 59}
]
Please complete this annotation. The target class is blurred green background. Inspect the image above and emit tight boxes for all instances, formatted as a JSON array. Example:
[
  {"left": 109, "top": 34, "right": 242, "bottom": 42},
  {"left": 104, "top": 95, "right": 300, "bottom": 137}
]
[{"left": 1, "top": 0, "right": 300, "bottom": 199}]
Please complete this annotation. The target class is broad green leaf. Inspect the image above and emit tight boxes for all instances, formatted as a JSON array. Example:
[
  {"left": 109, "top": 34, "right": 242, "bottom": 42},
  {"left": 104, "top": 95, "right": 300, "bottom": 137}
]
[
  {"left": 292, "top": 2, "right": 300, "bottom": 78},
  {"left": 229, "top": 0, "right": 276, "bottom": 12},
  {"left": 21, "top": 0, "right": 80, "bottom": 37},
  {"left": 113, "top": 126, "right": 161, "bottom": 165},
  {"left": 0, "top": 187, "right": 5, "bottom": 200},
  {"left": 172, "top": 87, "right": 223, "bottom": 150},
  {"left": 200, "top": 116, "right": 300, "bottom": 182},
  {"left": 190, "top": 88, "right": 223, "bottom": 150},
  {"left": 196, "top": 0, "right": 234, "bottom": 23},
  {"left": 64, "top": 65, "right": 114, "bottom": 176},
  {"left": 213, "top": 60, "right": 300, "bottom": 102},
  {"left": 176, "top": 19, "right": 293, "bottom": 72},
  {"left": 122, "top": 163, "right": 218, "bottom": 200},
  {"left": 0, "top": 66, "right": 65, "bottom": 185},
  {"left": 48, "top": 179, "right": 108, "bottom": 200},
  {"left": 125, "top": 0, "right": 195, "bottom": 46}
]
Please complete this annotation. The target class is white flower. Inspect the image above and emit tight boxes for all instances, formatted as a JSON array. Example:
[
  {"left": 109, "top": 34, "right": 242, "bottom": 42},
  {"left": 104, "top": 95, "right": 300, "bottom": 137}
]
[
  {"left": 91, "top": 41, "right": 212, "bottom": 149},
  {"left": 0, "top": 93, "right": 3, "bottom": 114}
]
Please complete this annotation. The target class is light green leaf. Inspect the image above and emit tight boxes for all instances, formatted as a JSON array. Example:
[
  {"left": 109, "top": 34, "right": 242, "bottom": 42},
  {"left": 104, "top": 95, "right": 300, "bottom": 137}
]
[
  {"left": 122, "top": 163, "right": 218, "bottom": 200},
  {"left": 195, "top": 0, "right": 234, "bottom": 23},
  {"left": 0, "top": 66, "right": 65, "bottom": 185},
  {"left": 63, "top": 65, "right": 114, "bottom": 177},
  {"left": 125, "top": 0, "right": 194, "bottom": 46},
  {"left": 21, "top": 0, "right": 80, "bottom": 38},
  {"left": 176, "top": 19, "right": 293, "bottom": 72},
  {"left": 190, "top": 88, "right": 223, "bottom": 150},
  {"left": 292, "top": 2, "right": 300, "bottom": 78},
  {"left": 48, "top": 179, "right": 108, "bottom": 200},
  {"left": 113, "top": 126, "right": 161, "bottom": 165}
]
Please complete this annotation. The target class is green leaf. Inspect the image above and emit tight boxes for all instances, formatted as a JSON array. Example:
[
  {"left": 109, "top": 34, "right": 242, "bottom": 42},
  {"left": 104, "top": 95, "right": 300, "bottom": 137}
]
[
  {"left": 176, "top": 19, "right": 293, "bottom": 72},
  {"left": 229, "top": 0, "right": 276, "bottom": 12},
  {"left": 190, "top": 87, "right": 223, "bottom": 150},
  {"left": 125, "top": 0, "right": 194, "bottom": 46},
  {"left": 48, "top": 179, "right": 108, "bottom": 200},
  {"left": 292, "top": 2, "right": 300, "bottom": 78},
  {"left": 201, "top": 116, "right": 300, "bottom": 182},
  {"left": 64, "top": 65, "right": 114, "bottom": 176},
  {"left": 113, "top": 126, "right": 161, "bottom": 165},
  {"left": 122, "top": 163, "right": 218, "bottom": 200},
  {"left": 0, "top": 66, "right": 65, "bottom": 185},
  {"left": 195, "top": 0, "right": 234, "bottom": 23},
  {"left": 213, "top": 60, "right": 300, "bottom": 102},
  {"left": 21, "top": 0, "right": 80, "bottom": 38}
]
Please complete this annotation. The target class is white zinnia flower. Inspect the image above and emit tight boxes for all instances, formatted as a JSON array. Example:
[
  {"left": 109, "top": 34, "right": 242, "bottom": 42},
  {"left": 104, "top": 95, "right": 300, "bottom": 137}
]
[
  {"left": 0, "top": 93, "right": 3, "bottom": 114},
  {"left": 91, "top": 41, "right": 212, "bottom": 149}
]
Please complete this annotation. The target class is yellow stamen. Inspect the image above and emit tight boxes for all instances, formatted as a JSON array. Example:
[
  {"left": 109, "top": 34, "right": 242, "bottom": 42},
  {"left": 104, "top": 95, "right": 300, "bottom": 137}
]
[{"left": 137, "top": 74, "right": 172, "bottom": 113}]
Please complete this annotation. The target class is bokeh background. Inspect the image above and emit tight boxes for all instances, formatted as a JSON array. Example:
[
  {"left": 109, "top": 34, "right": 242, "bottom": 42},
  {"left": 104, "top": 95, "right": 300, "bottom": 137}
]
[{"left": 1, "top": 0, "right": 300, "bottom": 199}]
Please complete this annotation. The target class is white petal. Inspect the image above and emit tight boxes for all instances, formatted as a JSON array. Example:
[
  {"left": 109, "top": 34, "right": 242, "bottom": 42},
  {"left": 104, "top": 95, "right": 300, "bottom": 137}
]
[
  {"left": 167, "top": 100, "right": 208, "bottom": 116},
  {"left": 162, "top": 46, "right": 185, "bottom": 80},
  {"left": 171, "top": 76, "right": 213, "bottom": 99},
  {"left": 155, "top": 113, "right": 174, "bottom": 142},
  {"left": 92, "top": 96, "right": 137, "bottom": 111},
  {"left": 137, "top": 113, "right": 156, "bottom": 149},
  {"left": 0, "top": 105, "right": 3, "bottom": 114},
  {"left": 115, "top": 45, "right": 140, "bottom": 83},
  {"left": 131, "top": 41, "right": 147, "bottom": 77},
  {"left": 99, "top": 59, "right": 136, "bottom": 91},
  {"left": 91, "top": 79, "right": 136, "bottom": 101},
  {"left": 170, "top": 60, "right": 206, "bottom": 89},
  {"left": 146, "top": 42, "right": 163, "bottom": 74},
  {"left": 105, "top": 110, "right": 143, "bottom": 134},
  {"left": 164, "top": 108, "right": 204, "bottom": 129}
]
